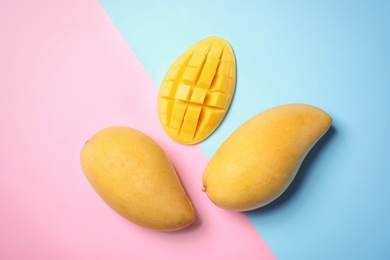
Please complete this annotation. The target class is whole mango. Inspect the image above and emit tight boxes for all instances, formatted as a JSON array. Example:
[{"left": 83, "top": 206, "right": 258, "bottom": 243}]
[
  {"left": 80, "top": 126, "right": 196, "bottom": 231},
  {"left": 202, "top": 104, "right": 332, "bottom": 211}
]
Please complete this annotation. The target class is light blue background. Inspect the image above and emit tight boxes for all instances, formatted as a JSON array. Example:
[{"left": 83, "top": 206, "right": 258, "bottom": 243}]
[{"left": 99, "top": 1, "right": 390, "bottom": 259}]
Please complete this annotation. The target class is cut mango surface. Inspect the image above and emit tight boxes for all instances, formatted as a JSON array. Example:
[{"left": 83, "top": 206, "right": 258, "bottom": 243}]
[{"left": 158, "top": 36, "right": 236, "bottom": 144}]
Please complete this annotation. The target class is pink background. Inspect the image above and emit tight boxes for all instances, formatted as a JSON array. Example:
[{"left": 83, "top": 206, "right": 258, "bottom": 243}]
[{"left": 0, "top": 1, "right": 274, "bottom": 259}]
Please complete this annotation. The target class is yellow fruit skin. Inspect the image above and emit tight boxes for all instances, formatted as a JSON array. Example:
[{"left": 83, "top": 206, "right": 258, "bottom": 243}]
[
  {"left": 202, "top": 104, "right": 332, "bottom": 211},
  {"left": 80, "top": 126, "right": 195, "bottom": 231},
  {"left": 158, "top": 36, "right": 236, "bottom": 144}
]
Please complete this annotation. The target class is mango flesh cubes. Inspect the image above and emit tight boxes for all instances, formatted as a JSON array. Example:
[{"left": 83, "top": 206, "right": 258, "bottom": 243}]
[{"left": 158, "top": 36, "right": 236, "bottom": 144}]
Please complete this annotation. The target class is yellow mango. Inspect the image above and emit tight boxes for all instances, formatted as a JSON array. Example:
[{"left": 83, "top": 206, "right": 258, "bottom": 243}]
[
  {"left": 202, "top": 104, "right": 332, "bottom": 211},
  {"left": 80, "top": 126, "right": 195, "bottom": 231},
  {"left": 158, "top": 36, "right": 236, "bottom": 144}
]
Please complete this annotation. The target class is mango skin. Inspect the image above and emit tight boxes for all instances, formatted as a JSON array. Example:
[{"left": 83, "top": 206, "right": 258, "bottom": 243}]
[
  {"left": 80, "top": 126, "right": 196, "bottom": 231},
  {"left": 202, "top": 104, "right": 332, "bottom": 211}
]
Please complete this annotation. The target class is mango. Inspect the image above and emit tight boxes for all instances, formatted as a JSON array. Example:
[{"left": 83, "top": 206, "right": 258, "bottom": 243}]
[
  {"left": 202, "top": 104, "right": 332, "bottom": 211},
  {"left": 158, "top": 36, "right": 236, "bottom": 144},
  {"left": 80, "top": 126, "right": 196, "bottom": 231}
]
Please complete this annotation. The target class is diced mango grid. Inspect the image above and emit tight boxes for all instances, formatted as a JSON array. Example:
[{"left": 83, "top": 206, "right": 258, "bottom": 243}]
[{"left": 158, "top": 40, "right": 235, "bottom": 142}]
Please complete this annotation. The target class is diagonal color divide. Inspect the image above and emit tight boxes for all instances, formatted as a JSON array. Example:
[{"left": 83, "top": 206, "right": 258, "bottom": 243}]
[
  {"left": 0, "top": 0, "right": 274, "bottom": 259},
  {"left": 97, "top": 1, "right": 390, "bottom": 259}
]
